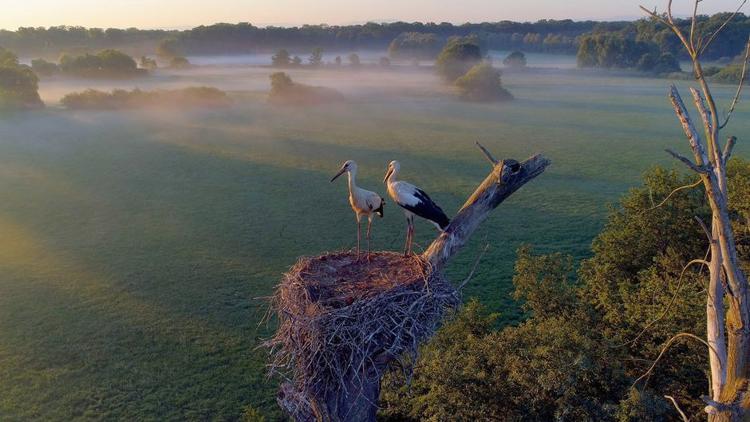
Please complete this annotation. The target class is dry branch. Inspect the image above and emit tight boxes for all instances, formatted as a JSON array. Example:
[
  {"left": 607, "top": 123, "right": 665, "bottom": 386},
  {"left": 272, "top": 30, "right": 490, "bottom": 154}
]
[
  {"left": 266, "top": 144, "right": 549, "bottom": 421},
  {"left": 423, "top": 149, "right": 550, "bottom": 271},
  {"left": 266, "top": 252, "right": 458, "bottom": 421}
]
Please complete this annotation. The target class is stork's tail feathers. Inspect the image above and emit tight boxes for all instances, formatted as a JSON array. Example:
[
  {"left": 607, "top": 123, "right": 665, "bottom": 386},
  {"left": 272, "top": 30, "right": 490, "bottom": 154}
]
[
  {"left": 375, "top": 197, "right": 385, "bottom": 218},
  {"left": 436, "top": 216, "right": 450, "bottom": 231}
]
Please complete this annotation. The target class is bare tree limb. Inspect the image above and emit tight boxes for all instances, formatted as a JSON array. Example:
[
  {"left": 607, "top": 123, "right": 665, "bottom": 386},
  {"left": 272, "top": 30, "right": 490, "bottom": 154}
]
[
  {"left": 475, "top": 141, "right": 499, "bottom": 166},
  {"left": 723, "top": 136, "right": 737, "bottom": 165},
  {"left": 669, "top": 86, "right": 710, "bottom": 166},
  {"left": 616, "top": 258, "right": 709, "bottom": 348},
  {"left": 423, "top": 153, "right": 550, "bottom": 271},
  {"left": 664, "top": 395, "right": 690, "bottom": 422},
  {"left": 690, "top": 87, "right": 713, "bottom": 134},
  {"left": 666, "top": 149, "right": 709, "bottom": 173},
  {"left": 645, "top": 178, "right": 702, "bottom": 212},
  {"left": 639, "top": 6, "right": 670, "bottom": 26},
  {"left": 632, "top": 332, "right": 721, "bottom": 389},
  {"left": 689, "top": 0, "right": 700, "bottom": 52},
  {"left": 719, "top": 38, "right": 750, "bottom": 130}
]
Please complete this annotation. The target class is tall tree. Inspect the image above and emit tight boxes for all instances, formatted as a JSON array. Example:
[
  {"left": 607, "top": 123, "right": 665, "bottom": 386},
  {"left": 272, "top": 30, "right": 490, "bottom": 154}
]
[{"left": 639, "top": 1, "right": 750, "bottom": 420}]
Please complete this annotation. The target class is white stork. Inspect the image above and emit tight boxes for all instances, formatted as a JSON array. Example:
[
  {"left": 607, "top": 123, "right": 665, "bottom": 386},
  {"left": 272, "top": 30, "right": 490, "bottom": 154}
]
[
  {"left": 331, "top": 160, "right": 385, "bottom": 260},
  {"left": 384, "top": 160, "right": 449, "bottom": 256}
]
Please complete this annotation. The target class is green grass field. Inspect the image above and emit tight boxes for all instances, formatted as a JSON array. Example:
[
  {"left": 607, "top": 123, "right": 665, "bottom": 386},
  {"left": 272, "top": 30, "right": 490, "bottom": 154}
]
[{"left": 0, "top": 63, "right": 747, "bottom": 420}]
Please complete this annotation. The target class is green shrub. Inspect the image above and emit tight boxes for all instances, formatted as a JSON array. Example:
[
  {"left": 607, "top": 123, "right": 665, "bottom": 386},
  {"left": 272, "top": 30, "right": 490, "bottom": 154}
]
[
  {"left": 435, "top": 37, "right": 482, "bottom": 82},
  {"left": 454, "top": 62, "right": 513, "bottom": 102},
  {"left": 0, "top": 47, "right": 43, "bottom": 110},
  {"left": 503, "top": 50, "right": 527, "bottom": 68},
  {"left": 58, "top": 49, "right": 145, "bottom": 78},
  {"left": 713, "top": 64, "right": 744, "bottom": 84},
  {"left": 61, "top": 87, "right": 230, "bottom": 109},
  {"left": 31, "top": 58, "right": 59, "bottom": 76},
  {"left": 168, "top": 56, "right": 190, "bottom": 69},
  {"left": 268, "top": 71, "right": 344, "bottom": 105}
]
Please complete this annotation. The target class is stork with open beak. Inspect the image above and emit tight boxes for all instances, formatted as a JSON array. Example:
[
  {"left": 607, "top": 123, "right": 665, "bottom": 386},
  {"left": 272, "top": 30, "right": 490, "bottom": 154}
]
[
  {"left": 331, "top": 160, "right": 385, "bottom": 260},
  {"left": 384, "top": 160, "right": 450, "bottom": 256}
]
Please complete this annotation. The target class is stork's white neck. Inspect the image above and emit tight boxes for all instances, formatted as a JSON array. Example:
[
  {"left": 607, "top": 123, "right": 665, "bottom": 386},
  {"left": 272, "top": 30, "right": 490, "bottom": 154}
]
[
  {"left": 347, "top": 169, "right": 357, "bottom": 193},
  {"left": 386, "top": 167, "right": 399, "bottom": 184}
]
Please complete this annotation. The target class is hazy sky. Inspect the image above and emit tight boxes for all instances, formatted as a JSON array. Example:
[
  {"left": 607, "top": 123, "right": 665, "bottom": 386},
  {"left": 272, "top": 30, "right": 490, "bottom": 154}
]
[{"left": 1, "top": 0, "right": 745, "bottom": 29}]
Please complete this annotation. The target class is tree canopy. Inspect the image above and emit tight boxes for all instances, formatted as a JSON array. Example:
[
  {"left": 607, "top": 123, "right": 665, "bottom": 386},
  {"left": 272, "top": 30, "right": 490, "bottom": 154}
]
[
  {"left": 381, "top": 161, "right": 750, "bottom": 420},
  {"left": 387, "top": 32, "right": 442, "bottom": 60},
  {"left": 435, "top": 37, "right": 483, "bottom": 82},
  {"left": 503, "top": 50, "right": 527, "bottom": 68},
  {"left": 0, "top": 47, "right": 43, "bottom": 110},
  {"left": 58, "top": 49, "right": 146, "bottom": 78},
  {"left": 454, "top": 62, "right": 513, "bottom": 102}
]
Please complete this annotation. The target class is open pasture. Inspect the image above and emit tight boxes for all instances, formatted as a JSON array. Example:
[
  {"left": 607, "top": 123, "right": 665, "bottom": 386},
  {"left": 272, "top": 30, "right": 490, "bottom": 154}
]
[{"left": 0, "top": 60, "right": 748, "bottom": 419}]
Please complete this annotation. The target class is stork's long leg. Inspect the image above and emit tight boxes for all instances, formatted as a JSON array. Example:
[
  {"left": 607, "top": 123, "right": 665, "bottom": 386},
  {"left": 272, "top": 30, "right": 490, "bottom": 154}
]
[
  {"left": 356, "top": 216, "right": 361, "bottom": 260},
  {"left": 403, "top": 217, "right": 410, "bottom": 256},
  {"left": 367, "top": 216, "right": 372, "bottom": 260},
  {"left": 408, "top": 217, "right": 414, "bottom": 256}
]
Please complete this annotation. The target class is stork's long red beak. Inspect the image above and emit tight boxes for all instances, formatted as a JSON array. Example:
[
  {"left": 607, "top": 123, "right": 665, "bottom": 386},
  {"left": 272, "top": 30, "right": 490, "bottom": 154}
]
[
  {"left": 383, "top": 167, "right": 393, "bottom": 183},
  {"left": 330, "top": 168, "right": 346, "bottom": 182}
]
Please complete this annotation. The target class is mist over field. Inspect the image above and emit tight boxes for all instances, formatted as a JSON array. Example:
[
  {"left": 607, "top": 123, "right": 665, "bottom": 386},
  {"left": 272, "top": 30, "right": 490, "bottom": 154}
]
[{"left": 1, "top": 36, "right": 749, "bottom": 419}]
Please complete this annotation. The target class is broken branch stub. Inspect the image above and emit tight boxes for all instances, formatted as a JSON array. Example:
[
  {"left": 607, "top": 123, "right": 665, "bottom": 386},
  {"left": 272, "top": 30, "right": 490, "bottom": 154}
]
[{"left": 423, "top": 150, "right": 551, "bottom": 271}]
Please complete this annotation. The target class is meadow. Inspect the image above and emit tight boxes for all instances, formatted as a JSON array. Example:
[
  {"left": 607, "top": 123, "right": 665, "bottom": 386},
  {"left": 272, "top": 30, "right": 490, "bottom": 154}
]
[{"left": 0, "top": 55, "right": 748, "bottom": 420}]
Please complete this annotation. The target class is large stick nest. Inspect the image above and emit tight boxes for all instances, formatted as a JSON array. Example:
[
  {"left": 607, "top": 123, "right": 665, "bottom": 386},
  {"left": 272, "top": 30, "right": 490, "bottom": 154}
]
[{"left": 264, "top": 251, "right": 459, "bottom": 420}]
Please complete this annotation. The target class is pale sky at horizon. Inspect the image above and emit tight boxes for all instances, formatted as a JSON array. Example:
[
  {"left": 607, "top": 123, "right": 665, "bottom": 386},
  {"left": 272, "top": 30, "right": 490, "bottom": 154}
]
[{"left": 0, "top": 0, "right": 745, "bottom": 30}]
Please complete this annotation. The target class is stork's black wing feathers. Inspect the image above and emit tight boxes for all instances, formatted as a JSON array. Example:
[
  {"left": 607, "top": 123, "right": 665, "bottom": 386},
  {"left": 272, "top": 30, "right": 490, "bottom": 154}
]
[{"left": 401, "top": 188, "right": 450, "bottom": 230}]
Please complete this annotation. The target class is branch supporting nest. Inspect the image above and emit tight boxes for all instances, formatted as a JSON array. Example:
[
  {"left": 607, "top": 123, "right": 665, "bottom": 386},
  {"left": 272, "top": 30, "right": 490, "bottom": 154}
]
[
  {"left": 265, "top": 144, "right": 549, "bottom": 421},
  {"left": 265, "top": 252, "right": 459, "bottom": 421}
]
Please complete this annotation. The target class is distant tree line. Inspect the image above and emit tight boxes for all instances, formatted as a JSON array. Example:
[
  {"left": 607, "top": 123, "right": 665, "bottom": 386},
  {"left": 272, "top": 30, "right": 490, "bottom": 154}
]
[
  {"left": 0, "top": 20, "right": 612, "bottom": 57},
  {"left": 0, "top": 16, "right": 746, "bottom": 61},
  {"left": 576, "top": 33, "right": 681, "bottom": 74},
  {"left": 577, "top": 13, "right": 750, "bottom": 71},
  {"left": 28, "top": 49, "right": 148, "bottom": 78}
]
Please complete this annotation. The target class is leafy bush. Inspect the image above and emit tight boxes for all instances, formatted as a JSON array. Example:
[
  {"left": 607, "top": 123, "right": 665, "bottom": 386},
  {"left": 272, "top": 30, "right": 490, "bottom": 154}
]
[
  {"left": 156, "top": 38, "right": 182, "bottom": 60},
  {"left": 271, "top": 49, "right": 291, "bottom": 67},
  {"left": 139, "top": 56, "right": 157, "bottom": 70},
  {"left": 712, "top": 64, "right": 744, "bottom": 84},
  {"left": 348, "top": 53, "right": 360, "bottom": 67},
  {"left": 268, "top": 71, "right": 344, "bottom": 105},
  {"left": 435, "top": 37, "right": 482, "bottom": 82},
  {"left": 454, "top": 62, "right": 513, "bottom": 102},
  {"left": 0, "top": 47, "right": 43, "bottom": 110},
  {"left": 58, "top": 49, "right": 146, "bottom": 78},
  {"left": 503, "top": 50, "right": 527, "bottom": 68},
  {"left": 308, "top": 48, "right": 323, "bottom": 67},
  {"left": 168, "top": 56, "right": 191, "bottom": 69},
  {"left": 636, "top": 52, "right": 680, "bottom": 74},
  {"left": 60, "top": 87, "right": 230, "bottom": 109},
  {"left": 31, "top": 58, "right": 59, "bottom": 76}
]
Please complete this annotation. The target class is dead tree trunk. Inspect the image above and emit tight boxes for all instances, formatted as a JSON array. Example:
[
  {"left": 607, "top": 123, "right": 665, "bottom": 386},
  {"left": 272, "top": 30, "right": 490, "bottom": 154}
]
[
  {"left": 639, "top": 2, "right": 750, "bottom": 421},
  {"left": 423, "top": 151, "right": 551, "bottom": 271},
  {"left": 268, "top": 146, "right": 549, "bottom": 422}
]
